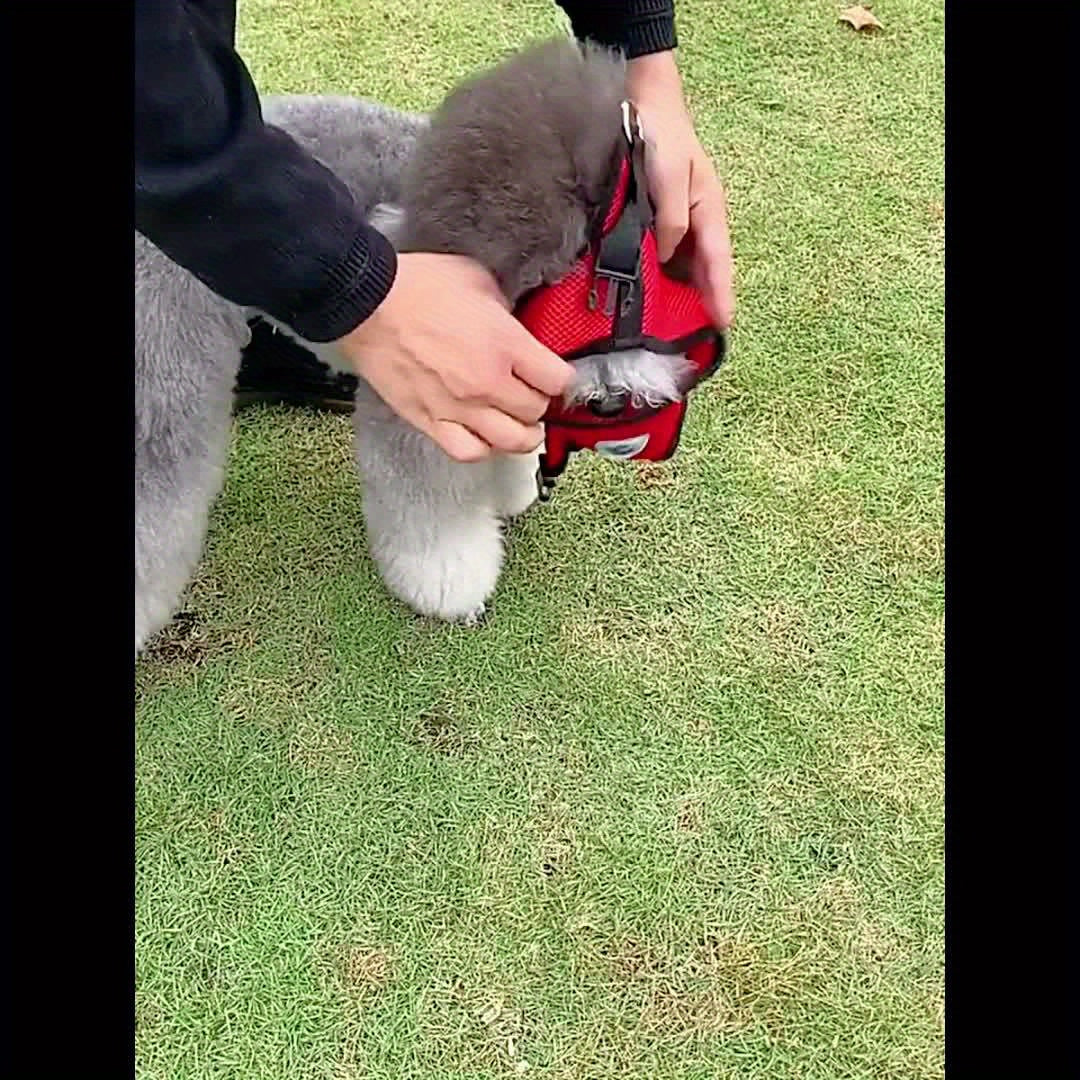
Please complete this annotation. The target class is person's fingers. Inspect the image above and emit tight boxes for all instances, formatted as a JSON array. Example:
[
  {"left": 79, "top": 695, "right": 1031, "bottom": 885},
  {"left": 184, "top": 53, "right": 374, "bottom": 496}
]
[
  {"left": 340, "top": 253, "right": 569, "bottom": 457},
  {"left": 462, "top": 407, "right": 546, "bottom": 455},
  {"left": 506, "top": 328, "right": 574, "bottom": 398},
  {"left": 485, "top": 377, "right": 551, "bottom": 425},
  {"left": 689, "top": 185, "right": 736, "bottom": 330},
  {"left": 648, "top": 154, "right": 692, "bottom": 263},
  {"left": 429, "top": 419, "right": 493, "bottom": 463}
]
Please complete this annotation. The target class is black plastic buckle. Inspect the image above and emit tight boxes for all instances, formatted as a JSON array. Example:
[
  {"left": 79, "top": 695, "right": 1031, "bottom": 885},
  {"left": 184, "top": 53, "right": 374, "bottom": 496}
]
[
  {"left": 589, "top": 201, "right": 644, "bottom": 315},
  {"left": 588, "top": 260, "right": 640, "bottom": 317},
  {"left": 589, "top": 138, "right": 646, "bottom": 317},
  {"left": 535, "top": 466, "right": 556, "bottom": 502}
]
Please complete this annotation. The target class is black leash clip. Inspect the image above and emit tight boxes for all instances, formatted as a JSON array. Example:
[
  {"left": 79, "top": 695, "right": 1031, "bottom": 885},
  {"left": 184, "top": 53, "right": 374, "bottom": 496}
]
[{"left": 535, "top": 466, "right": 557, "bottom": 502}]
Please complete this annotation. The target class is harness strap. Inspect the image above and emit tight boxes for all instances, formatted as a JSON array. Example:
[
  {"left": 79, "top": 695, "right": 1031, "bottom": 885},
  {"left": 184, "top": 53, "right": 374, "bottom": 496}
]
[{"left": 591, "top": 102, "right": 648, "bottom": 338}]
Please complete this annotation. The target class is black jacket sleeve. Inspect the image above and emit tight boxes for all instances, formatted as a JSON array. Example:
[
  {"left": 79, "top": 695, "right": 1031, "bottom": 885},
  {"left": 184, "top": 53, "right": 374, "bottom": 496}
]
[
  {"left": 134, "top": 0, "right": 396, "bottom": 343},
  {"left": 556, "top": 1, "right": 677, "bottom": 58}
]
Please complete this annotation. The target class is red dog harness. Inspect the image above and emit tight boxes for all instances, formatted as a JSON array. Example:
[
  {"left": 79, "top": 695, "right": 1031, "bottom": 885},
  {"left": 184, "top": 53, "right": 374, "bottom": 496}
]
[{"left": 515, "top": 103, "right": 726, "bottom": 496}]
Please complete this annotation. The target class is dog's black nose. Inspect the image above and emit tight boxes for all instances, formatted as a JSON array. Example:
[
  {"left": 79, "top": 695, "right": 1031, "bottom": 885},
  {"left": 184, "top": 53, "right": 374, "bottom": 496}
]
[{"left": 588, "top": 393, "right": 628, "bottom": 418}]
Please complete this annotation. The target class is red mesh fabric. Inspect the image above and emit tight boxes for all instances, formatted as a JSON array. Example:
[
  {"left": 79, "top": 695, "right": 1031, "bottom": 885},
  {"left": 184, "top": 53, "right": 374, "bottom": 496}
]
[
  {"left": 516, "top": 178, "right": 716, "bottom": 383},
  {"left": 513, "top": 144, "right": 723, "bottom": 477},
  {"left": 542, "top": 400, "right": 689, "bottom": 478}
]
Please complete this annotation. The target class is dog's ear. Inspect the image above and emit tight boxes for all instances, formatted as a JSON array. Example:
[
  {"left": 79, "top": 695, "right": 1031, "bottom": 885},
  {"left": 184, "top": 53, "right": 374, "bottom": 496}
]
[{"left": 367, "top": 203, "right": 407, "bottom": 247}]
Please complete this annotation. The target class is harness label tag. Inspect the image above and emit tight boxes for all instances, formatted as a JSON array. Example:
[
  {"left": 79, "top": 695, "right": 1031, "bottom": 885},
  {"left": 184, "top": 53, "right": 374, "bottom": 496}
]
[{"left": 594, "top": 434, "right": 650, "bottom": 460}]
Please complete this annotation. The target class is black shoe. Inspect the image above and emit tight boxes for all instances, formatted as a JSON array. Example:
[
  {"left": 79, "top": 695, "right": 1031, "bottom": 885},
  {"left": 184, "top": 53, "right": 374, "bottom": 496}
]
[{"left": 234, "top": 317, "right": 358, "bottom": 414}]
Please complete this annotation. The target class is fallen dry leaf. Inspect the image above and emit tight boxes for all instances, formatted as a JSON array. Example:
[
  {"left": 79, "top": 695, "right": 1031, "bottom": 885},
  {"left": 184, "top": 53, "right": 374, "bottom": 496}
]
[{"left": 839, "top": 5, "right": 884, "bottom": 31}]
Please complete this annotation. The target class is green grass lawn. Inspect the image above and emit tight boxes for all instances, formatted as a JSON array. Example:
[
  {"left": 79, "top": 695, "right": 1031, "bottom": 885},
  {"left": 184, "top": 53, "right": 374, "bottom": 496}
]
[{"left": 135, "top": 1, "right": 945, "bottom": 1077}]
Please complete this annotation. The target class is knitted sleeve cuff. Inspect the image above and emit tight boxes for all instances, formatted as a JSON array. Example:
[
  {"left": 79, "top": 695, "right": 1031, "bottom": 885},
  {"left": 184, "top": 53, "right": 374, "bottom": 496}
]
[
  {"left": 620, "top": 14, "right": 679, "bottom": 58},
  {"left": 284, "top": 223, "right": 399, "bottom": 344},
  {"left": 559, "top": 2, "right": 678, "bottom": 59}
]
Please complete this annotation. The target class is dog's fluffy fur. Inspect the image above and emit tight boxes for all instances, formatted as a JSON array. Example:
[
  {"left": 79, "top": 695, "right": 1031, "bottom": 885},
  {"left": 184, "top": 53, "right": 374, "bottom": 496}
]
[
  {"left": 135, "top": 40, "right": 692, "bottom": 651},
  {"left": 135, "top": 97, "right": 427, "bottom": 653}
]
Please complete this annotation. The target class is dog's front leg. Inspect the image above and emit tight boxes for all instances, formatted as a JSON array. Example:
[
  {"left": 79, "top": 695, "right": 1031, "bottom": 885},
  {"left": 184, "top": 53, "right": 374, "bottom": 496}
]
[
  {"left": 492, "top": 449, "right": 543, "bottom": 519},
  {"left": 353, "top": 394, "right": 506, "bottom": 624}
]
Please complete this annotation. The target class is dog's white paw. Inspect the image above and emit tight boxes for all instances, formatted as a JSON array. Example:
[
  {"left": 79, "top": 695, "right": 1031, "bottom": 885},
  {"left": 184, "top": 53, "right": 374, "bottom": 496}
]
[
  {"left": 460, "top": 603, "right": 486, "bottom": 627},
  {"left": 376, "top": 546, "right": 500, "bottom": 624},
  {"left": 493, "top": 451, "right": 542, "bottom": 519},
  {"left": 363, "top": 499, "right": 504, "bottom": 625}
]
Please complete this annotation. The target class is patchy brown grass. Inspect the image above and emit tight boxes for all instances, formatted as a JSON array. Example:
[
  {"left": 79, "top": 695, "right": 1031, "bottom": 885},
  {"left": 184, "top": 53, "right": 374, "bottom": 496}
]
[
  {"left": 219, "top": 666, "right": 331, "bottom": 732},
  {"left": 727, "top": 599, "right": 820, "bottom": 675},
  {"left": 634, "top": 460, "right": 680, "bottom": 490},
  {"left": 138, "top": 609, "right": 258, "bottom": 669},
  {"left": 405, "top": 705, "right": 477, "bottom": 755},
  {"left": 828, "top": 729, "right": 942, "bottom": 816},
  {"left": 416, "top": 976, "right": 537, "bottom": 1077},
  {"left": 287, "top": 717, "right": 359, "bottom": 775},
  {"left": 750, "top": 439, "right": 846, "bottom": 495},
  {"left": 537, "top": 809, "right": 578, "bottom": 880},
  {"left": 338, "top": 946, "right": 393, "bottom": 992},
  {"left": 602, "top": 932, "right": 805, "bottom": 1041},
  {"left": 675, "top": 792, "right": 707, "bottom": 833}
]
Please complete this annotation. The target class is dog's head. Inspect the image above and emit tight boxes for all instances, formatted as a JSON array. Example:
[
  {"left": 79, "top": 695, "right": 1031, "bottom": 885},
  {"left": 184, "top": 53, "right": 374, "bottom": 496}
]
[{"left": 369, "top": 37, "right": 720, "bottom": 454}]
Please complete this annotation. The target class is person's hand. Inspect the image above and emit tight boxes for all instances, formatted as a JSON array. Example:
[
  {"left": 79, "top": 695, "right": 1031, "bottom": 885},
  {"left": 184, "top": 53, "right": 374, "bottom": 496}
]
[
  {"left": 626, "top": 51, "right": 736, "bottom": 331},
  {"left": 338, "top": 252, "right": 574, "bottom": 462}
]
